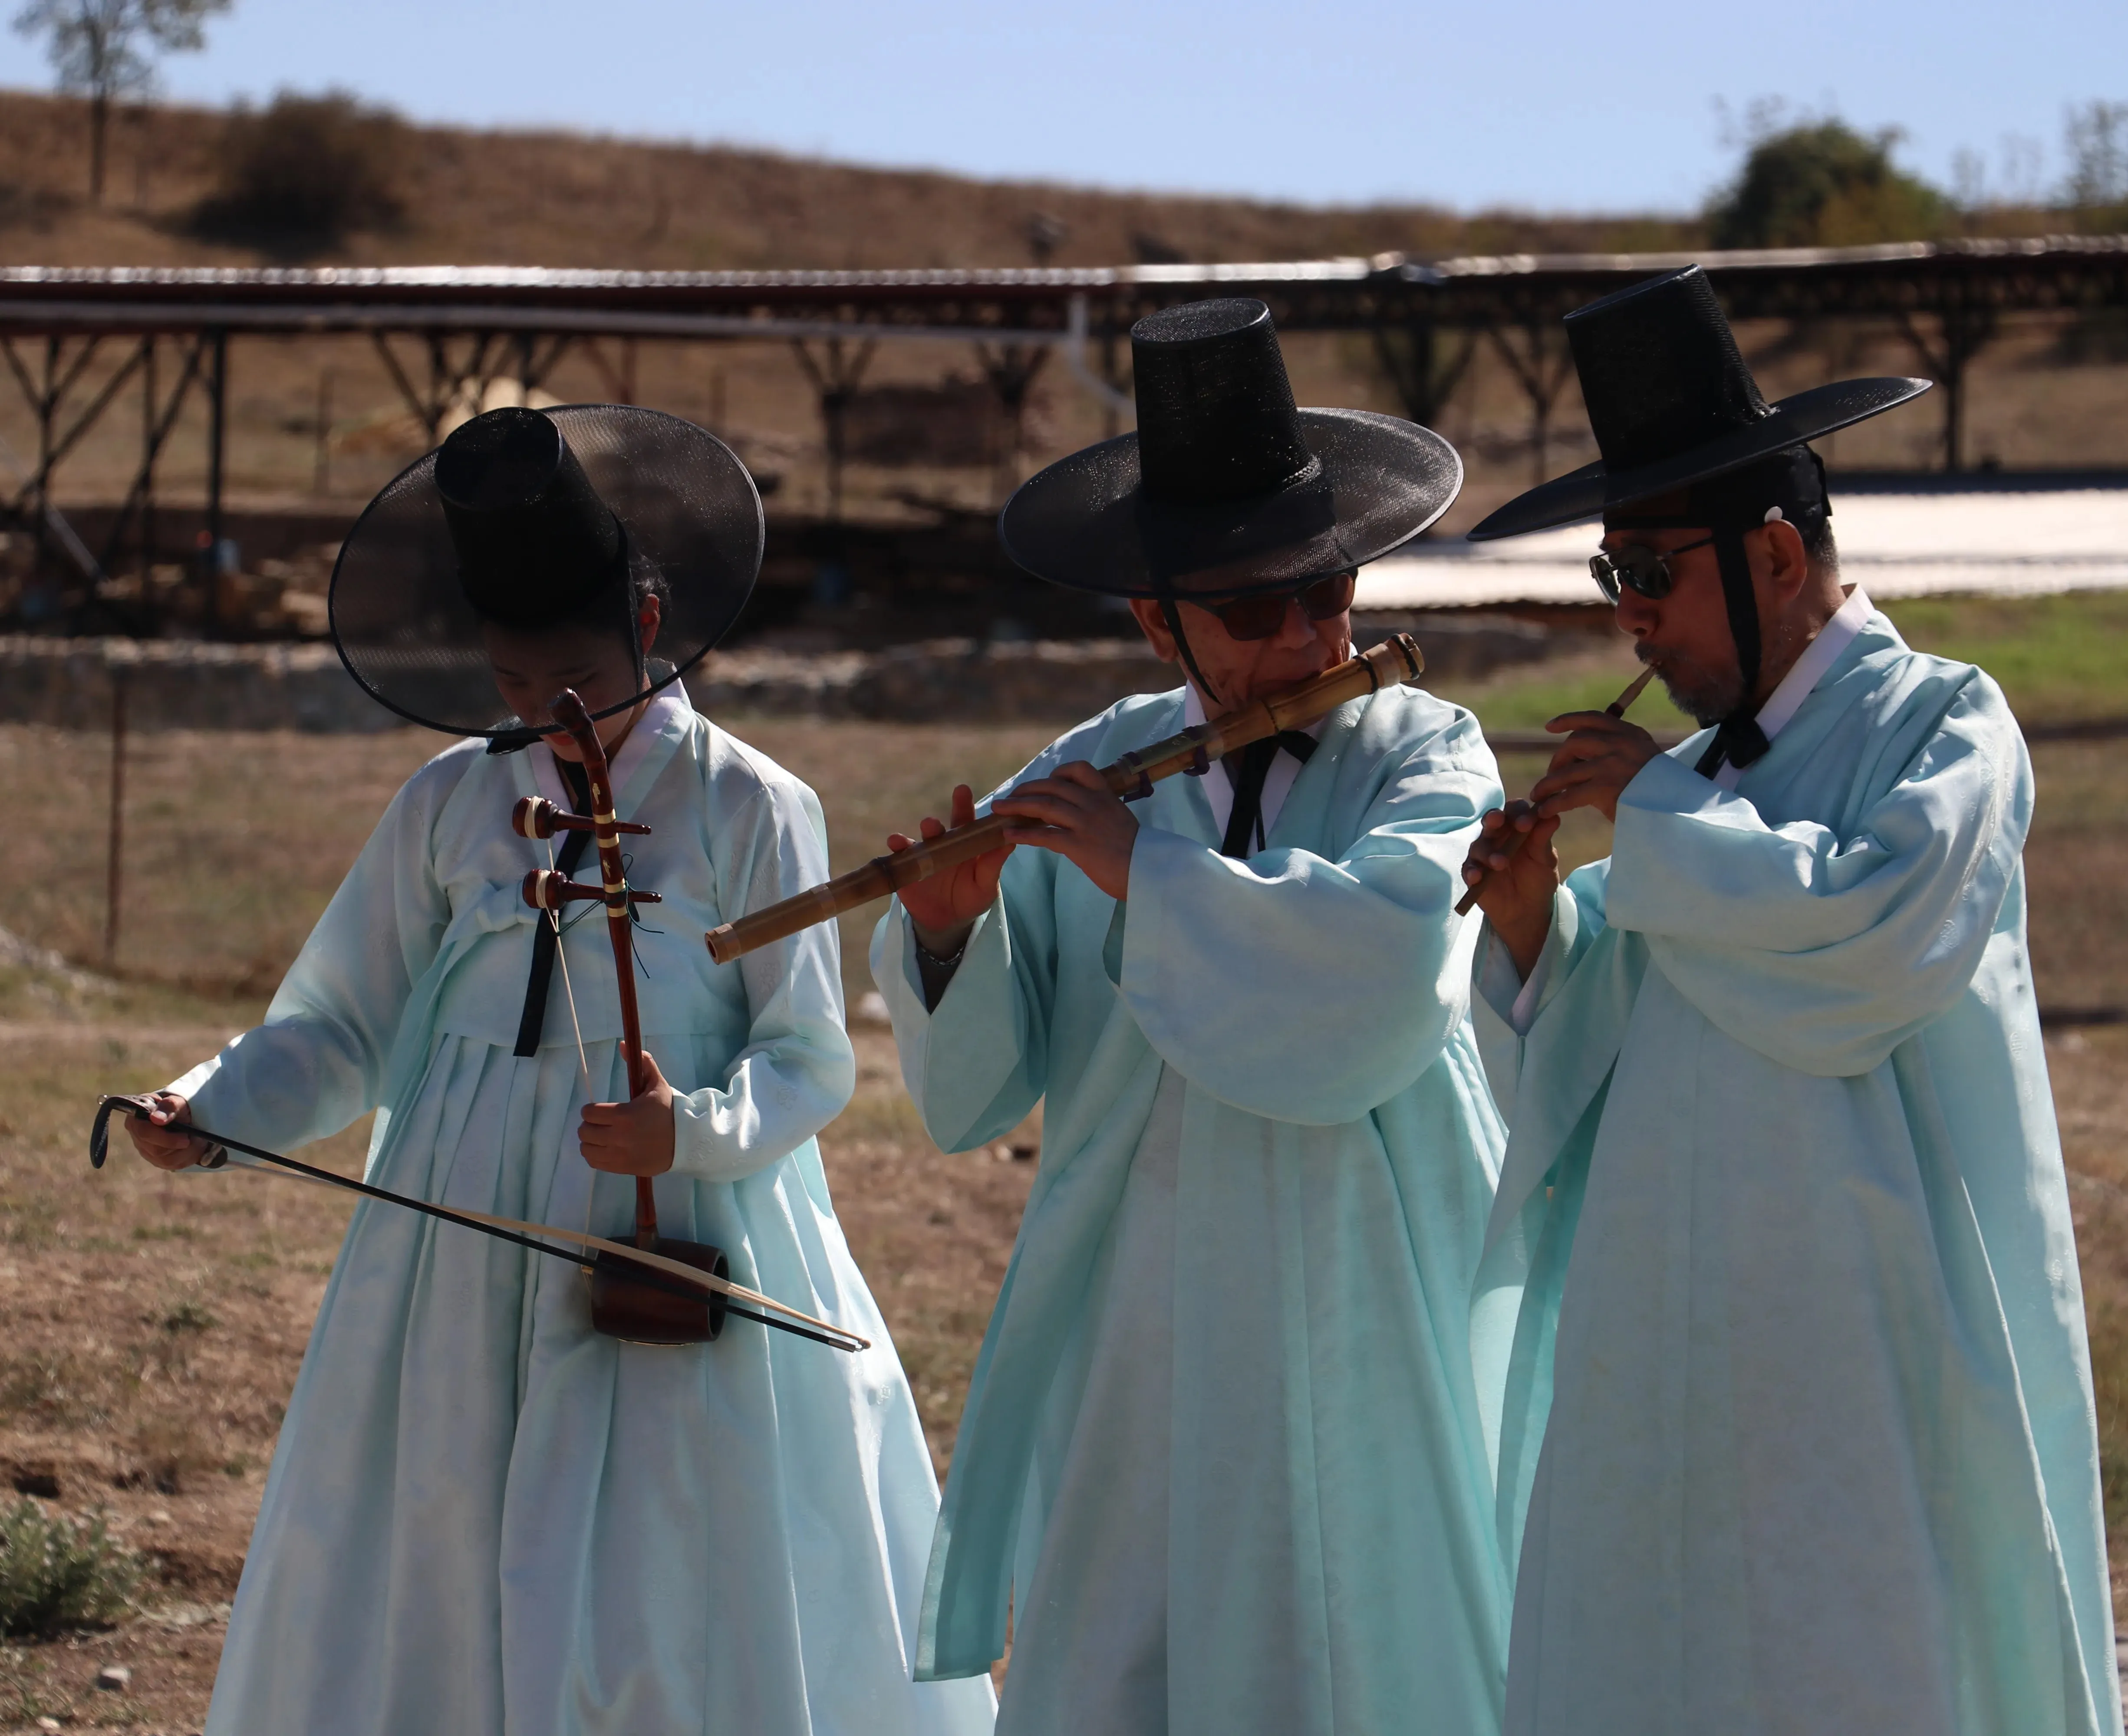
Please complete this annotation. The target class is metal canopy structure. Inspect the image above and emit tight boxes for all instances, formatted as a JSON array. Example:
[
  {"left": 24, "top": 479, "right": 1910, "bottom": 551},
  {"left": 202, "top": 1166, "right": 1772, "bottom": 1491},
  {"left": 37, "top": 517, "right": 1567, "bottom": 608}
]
[{"left": 1, "top": 235, "right": 2124, "bottom": 622}]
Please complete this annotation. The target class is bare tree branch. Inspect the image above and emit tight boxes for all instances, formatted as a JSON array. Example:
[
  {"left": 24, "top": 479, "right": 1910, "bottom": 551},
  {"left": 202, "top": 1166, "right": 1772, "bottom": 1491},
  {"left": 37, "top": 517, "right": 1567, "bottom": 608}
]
[{"left": 12, "top": 0, "right": 231, "bottom": 201}]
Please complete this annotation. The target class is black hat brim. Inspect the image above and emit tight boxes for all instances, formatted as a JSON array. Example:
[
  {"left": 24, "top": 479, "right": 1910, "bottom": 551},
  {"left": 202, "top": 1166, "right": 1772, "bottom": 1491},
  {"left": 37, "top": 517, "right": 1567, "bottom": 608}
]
[
  {"left": 330, "top": 405, "right": 763, "bottom": 737},
  {"left": 1466, "top": 376, "right": 1932, "bottom": 542},
  {"left": 1000, "top": 409, "right": 1462, "bottom": 598}
]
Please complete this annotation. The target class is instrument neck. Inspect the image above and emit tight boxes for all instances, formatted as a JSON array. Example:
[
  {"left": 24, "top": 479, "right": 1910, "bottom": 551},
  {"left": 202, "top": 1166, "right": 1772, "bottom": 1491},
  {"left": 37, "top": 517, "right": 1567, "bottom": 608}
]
[{"left": 547, "top": 690, "right": 659, "bottom": 1245}]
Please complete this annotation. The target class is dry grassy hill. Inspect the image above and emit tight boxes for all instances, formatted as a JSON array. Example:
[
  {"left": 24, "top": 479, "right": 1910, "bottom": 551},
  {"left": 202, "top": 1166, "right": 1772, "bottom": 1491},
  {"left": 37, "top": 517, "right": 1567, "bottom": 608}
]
[
  {"left": 0, "top": 88, "right": 1700, "bottom": 270},
  {"left": 0, "top": 87, "right": 2120, "bottom": 555}
]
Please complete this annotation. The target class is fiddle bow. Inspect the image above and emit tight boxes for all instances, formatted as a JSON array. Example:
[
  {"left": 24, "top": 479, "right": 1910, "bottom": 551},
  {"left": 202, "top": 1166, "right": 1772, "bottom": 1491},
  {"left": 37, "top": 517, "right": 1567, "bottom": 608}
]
[{"left": 88, "top": 684, "right": 867, "bottom": 1355}]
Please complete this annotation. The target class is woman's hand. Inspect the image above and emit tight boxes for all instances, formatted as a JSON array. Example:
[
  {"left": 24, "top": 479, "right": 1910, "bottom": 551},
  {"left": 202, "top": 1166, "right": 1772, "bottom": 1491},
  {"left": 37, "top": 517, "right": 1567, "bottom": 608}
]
[
  {"left": 579, "top": 1049, "right": 677, "bottom": 1176},
  {"left": 889, "top": 783, "right": 1015, "bottom": 958},
  {"left": 991, "top": 762, "right": 1137, "bottom": 902},
  {"left": 125, "top": 1092, "right": 216, "bottom": 1172}
]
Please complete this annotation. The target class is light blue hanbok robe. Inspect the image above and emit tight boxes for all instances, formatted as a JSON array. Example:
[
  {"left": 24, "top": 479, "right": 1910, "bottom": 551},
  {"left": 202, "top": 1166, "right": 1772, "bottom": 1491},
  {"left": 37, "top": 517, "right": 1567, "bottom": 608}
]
[
  {"left": 871, "top": 681, "right": 1515, "bottom": 1736},
  {"left": 1475, "top": 611, "right": 2120, "bottom": 1736},
  {"left": 167, "top": 690, "right": 995, "bottom": 1736}
]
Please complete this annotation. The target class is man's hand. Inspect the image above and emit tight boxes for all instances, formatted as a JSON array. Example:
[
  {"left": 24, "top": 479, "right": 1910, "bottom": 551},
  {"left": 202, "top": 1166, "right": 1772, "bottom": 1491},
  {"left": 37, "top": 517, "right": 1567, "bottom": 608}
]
[
  {"left": 1461, "top": 800, "right": 1562, "bottom": 980},
  {"left": 1527, "top": 712, "right": 1663, "bottom": 823},
  {"left": 579, "top": 1049, "right": 677, "bottom": 1176},
  {"left": 125, "top": 1092, "right": 215, "bottom": 1172},
  {"left": 991, "top": 761, "right": 1137, "bottom": 902},
  {"left": 889, "top": 783, "right": 1015, "bottom": 958}
]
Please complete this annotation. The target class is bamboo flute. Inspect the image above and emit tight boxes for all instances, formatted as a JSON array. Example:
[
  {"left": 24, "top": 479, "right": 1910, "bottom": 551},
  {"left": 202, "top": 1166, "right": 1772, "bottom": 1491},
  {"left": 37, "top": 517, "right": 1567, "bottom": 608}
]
[
  {"left": 1454, "top": 664, "right": 1657, "bottom": 917},
  {"left": 705, "top": 632, "right": 1427, "bottom": 965}
]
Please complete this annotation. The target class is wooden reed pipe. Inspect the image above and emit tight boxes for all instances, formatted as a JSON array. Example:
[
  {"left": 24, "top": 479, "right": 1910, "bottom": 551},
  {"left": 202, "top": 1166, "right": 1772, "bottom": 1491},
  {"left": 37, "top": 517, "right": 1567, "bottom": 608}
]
[
  {"left": 1454, "top": 664, "right": 1658, "bottom": 917},
  {"left": 705, "top": 633, "right": 1427, "bottom": 966}
]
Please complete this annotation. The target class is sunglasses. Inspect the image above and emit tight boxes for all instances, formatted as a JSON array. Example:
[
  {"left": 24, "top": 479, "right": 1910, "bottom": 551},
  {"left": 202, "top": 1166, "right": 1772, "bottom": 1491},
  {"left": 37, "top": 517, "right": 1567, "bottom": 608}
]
[
  {"left": 1588, "top": 534, "right": 1716, "bottom": 603},
  {"left": 1203, "top": 572, "right": 1357, "bottom": 641}
]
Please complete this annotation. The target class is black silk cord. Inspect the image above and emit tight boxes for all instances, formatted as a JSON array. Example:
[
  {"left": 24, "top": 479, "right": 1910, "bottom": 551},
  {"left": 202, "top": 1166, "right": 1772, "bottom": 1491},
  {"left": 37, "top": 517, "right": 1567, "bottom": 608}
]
[
  {"left": 1219, "top": 731, "right": 1318, "bottom": 857},
  {"left": 1692, "top": 526, "right": 1773, "bottom": 779},
  {"left": 1157, "top": 593, "right": 1222, "bottom": 707},
  {"left": 514, "top": 757, "right": 595, "bottom": 1058}
]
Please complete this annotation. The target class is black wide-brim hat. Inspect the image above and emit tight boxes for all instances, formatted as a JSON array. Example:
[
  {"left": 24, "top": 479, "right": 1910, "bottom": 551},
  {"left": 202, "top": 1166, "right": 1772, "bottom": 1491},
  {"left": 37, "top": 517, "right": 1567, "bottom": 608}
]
[
  {"left": 330, "top": 404, "right": 762, "bottom": 737},
  {"left": 1001, "top": 298, "right": 1461, "bottom": 597},
  {"left": 1468, "top": 265, "right": 1930, "bottom": 542}
]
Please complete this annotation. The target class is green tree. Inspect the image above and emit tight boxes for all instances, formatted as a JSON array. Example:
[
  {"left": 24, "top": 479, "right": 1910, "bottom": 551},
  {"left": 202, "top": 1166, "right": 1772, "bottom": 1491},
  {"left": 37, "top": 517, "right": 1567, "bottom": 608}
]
[
  {"left": 11, "top": 0, "right": 231, "bottom": 203},
  {"left": 1708, "top": 120, "right": 1950, "bottom": 250}
]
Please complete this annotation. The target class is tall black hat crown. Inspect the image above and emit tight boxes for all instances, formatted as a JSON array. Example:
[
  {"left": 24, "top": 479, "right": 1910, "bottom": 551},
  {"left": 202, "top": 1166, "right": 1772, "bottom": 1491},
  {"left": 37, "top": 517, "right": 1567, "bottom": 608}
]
[
  {"left": 1000, "top": 297, "right": 1460, "bottom": 597},
  {"left": 1570, "top": 268, "right": 1770, "bottom": 477},
  {"left": 1133, "top": 299, "right": 1319, "bottom": 504},
  {"left": 436, "top": 407, "right": 627, "bottom": 629},
  {"left": 1469, "top": 265, "right": 1930, "bottom": 541},
  {"left": 330, "top": 404, "right": 764, "bottom": 738}
]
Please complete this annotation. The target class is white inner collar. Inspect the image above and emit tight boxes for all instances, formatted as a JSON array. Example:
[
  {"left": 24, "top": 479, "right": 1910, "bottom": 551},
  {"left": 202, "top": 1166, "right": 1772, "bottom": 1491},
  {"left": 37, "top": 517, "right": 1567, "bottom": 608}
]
[
  {"left": 1712, "top": 586, "right": 1872, "bottom": 792},
  {"left": 534, "top": 682, "right": 692, "bottom": 814},
  {"left": 1181, "top": 681, "right": 1324, "bottom": 848}
]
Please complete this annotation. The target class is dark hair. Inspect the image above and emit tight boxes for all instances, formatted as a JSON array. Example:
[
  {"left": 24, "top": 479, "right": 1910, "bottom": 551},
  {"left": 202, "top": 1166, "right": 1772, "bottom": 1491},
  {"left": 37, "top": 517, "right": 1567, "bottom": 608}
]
[
  {"left": 562, "top": 542, "right": 665, "bottom": 674},
  {"left": 1802, "top": 516, "right": 1838, "bottom": 572},
  {"left": 490, "top": 536, "right": 667, "bottom": 647}
]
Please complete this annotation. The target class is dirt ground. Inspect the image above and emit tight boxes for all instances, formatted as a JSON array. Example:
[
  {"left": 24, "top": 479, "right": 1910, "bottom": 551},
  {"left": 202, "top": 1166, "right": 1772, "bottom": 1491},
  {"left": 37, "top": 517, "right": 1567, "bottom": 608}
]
[
  {"left": 0, "top": 1014, "right": 1034, "bottom": 1733},
  {"left": 1, "top": 644, "right": 2125, "bottom": 1730}
]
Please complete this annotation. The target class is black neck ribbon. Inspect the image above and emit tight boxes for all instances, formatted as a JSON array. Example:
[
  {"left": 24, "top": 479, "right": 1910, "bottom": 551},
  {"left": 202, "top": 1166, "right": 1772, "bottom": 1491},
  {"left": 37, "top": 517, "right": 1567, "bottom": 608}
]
[
  {"left": 1692, "top": 525, "right": 1772, "bottom": 779},
  {"left": 514, "top": 756, "right": 594, "bottom": 1058},
  {"left": 1219, "top": 730, "right": 1318, "bottom": 857}
]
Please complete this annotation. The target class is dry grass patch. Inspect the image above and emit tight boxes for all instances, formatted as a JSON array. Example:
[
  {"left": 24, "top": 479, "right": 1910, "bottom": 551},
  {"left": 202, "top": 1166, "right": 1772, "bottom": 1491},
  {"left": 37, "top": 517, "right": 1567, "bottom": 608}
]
[
  {"left": 821, "top": 1033, "right": 1038, "bottom": 1471},
  {"left": 0, "top": 1010, "right": 366, "bottom": 1727},
  {"left": 0, "top": 693, "right": 2120, "bottom": 1723}
]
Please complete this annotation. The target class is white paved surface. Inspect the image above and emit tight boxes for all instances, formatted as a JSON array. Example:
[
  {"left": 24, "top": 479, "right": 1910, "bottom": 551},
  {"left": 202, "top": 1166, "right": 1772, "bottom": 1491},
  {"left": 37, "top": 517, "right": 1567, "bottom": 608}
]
[{"left": 1364, "top": 489, "right": 2128, "bottom": 609}]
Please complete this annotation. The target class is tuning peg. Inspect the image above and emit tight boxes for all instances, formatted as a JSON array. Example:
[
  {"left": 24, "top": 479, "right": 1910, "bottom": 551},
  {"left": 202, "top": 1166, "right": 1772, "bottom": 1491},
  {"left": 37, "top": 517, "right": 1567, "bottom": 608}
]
[
  {"left": 512, "top": 796, "right": 651, "bottom": 840},
  {"left": 521, "top": 870, "right": 662, "bottom": 913}
]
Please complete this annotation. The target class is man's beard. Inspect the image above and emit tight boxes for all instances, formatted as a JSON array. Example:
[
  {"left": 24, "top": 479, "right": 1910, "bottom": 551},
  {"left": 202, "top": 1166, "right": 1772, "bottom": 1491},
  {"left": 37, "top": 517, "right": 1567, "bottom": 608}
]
[{"left": 1642, "top": 649, "right": 1743, "bottom": 727}]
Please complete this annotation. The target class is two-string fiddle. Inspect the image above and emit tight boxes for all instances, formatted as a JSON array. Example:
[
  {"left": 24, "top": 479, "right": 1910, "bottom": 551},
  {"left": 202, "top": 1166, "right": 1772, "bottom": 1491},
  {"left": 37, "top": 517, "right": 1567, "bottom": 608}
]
[
  {"left": 514, "top": 688, "right": 731, "bottom": 1347},
  {"left": 89, "top": 684, "right": 868, "bottom": 1355}
]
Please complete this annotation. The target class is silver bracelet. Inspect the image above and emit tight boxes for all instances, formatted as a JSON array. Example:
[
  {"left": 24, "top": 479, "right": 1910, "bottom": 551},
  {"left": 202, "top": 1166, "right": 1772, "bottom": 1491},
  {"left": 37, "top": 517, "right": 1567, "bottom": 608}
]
[{"left": 912, "top": 933, "right": 968, "bottom": 970}]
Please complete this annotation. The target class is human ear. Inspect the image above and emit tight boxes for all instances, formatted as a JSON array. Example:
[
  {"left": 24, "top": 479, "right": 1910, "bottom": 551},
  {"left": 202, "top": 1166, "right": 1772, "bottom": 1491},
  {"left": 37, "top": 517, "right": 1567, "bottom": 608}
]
[
  {"left": 1754, "top": 519, "right": 1810, "bottom": 605},
  {"left": 638, "top": 593, "right": 663, "bottom": 655},
  {"left": 1128, "top": 597, "right": 1178, "bottom": 664}
]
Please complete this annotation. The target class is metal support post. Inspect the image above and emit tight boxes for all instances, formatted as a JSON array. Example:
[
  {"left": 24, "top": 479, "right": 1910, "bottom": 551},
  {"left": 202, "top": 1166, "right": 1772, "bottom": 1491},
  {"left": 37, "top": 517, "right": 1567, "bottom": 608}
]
[
  {"left": 140, "top": 338, "right": 155, "bottom": 577},
  {"left": 1488, "top": 320, "right": 1579, "bottom": 484},
  {"left": 791, "top": 336, "right": 876, "bottom": 522},
  {"left": 204, "top": 327, "right": 227, "bottom": 632},
  {"left": 1897, "top": 303, "right": 1998, "bottom": 471},
  {"left": 104, "top": 668, "right": 127, "bottom": 968}
]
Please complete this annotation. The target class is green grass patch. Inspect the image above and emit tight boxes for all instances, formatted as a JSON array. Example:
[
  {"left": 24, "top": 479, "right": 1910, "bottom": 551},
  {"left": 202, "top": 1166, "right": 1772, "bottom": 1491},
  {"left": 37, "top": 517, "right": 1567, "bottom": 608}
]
[
  {"left": 1878, "top": 592, "right": 2128, "bottom": 724},
  {"left": 1441, "top": 589, "right": 2128, "bottom": 741}
]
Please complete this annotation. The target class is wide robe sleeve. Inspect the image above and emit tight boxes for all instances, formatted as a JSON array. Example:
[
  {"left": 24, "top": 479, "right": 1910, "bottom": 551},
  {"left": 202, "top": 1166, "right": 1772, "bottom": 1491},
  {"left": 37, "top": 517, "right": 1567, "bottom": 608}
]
[
  {"left": 1601, "top": 671, "right": 2025, "bottom": 1077},
  {"left": 1118, "top": 710, "right": 1498, "bottom": 1124},
  {"left": 168, "top": 750, "right": 461, "bottom": 1155},
  {"left": 671, "top": 779, "right": 856, "bottom": 1182},
  {"left": 870, "top": 859, "right": 1060, "bottom": 1156}
]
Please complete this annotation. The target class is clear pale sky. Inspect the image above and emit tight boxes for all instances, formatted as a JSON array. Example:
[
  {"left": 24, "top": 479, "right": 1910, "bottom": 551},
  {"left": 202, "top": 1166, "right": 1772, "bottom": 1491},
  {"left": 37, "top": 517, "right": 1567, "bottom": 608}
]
[{"left": 0, "top": 0, "right": 2118, "bottom": 214}]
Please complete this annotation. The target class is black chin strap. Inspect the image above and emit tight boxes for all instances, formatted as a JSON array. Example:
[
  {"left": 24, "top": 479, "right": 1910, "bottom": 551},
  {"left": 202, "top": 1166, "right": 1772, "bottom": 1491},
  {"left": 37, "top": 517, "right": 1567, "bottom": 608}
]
[
  {"left": 1157, "top": 592, "right": 1220, "bottom": 707},
  {"left": 1691, "top": 524, "right": 1772, "bottom": 779}
]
